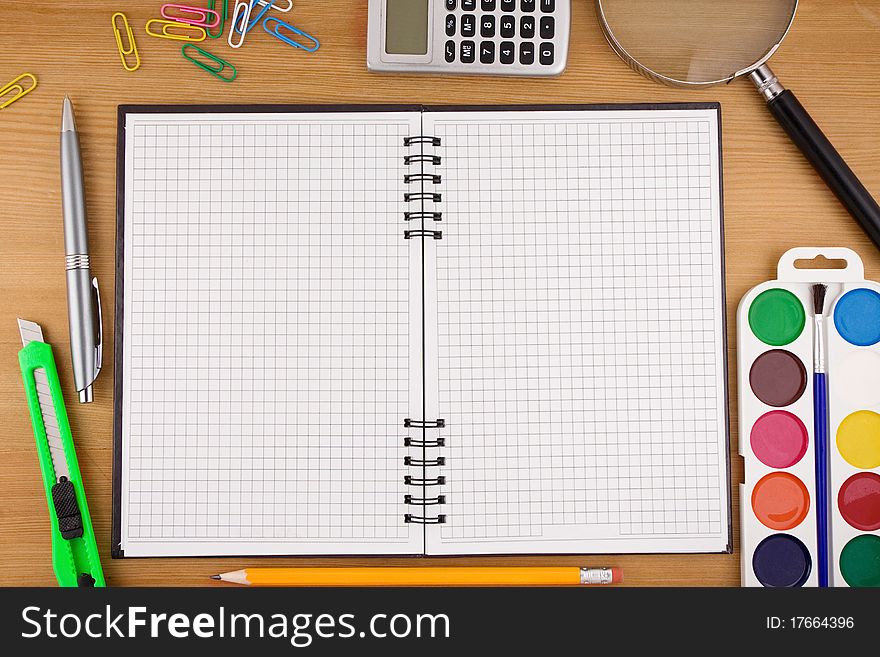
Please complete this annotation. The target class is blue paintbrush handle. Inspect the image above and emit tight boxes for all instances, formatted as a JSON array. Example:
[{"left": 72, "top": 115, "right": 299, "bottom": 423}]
[{"left": 814, "top": 371, "right": 829, "bottom": 587}]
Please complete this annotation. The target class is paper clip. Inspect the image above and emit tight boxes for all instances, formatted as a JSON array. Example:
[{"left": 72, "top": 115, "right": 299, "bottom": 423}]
[
  {"left": 145, "top": 19, "right": 207, "bottom": 42},
  {"left": 205, "top": 0, "right": 228, "bottom": 37},
  {"left": 234, "top": 0, "right": 276, "bottom": 35},
  {"left": 182, "top": 44, "right": 237, "bottom": 82},
  {"left": 161, "top": 4, "right": 221, "bottom": 28},
  {"left": 263, "top": 16, "right": 319, "bottom": 52},
  {"left": 0, "top": 73, "right": 38, "bottom": 110},
  {"left": 227, "top": 0, "right": 251, "bottom": 48},
  {"left": 257, "top": 0, "right": 292, "bottom": 11},
  {"left": 111, "top": 12, "right": 140, "bottom": 71}
]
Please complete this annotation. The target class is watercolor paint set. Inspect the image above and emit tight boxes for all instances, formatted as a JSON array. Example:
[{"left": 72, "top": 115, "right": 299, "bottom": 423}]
[{"left": 739, "top": 248, "right": 880, "bottom": 587}]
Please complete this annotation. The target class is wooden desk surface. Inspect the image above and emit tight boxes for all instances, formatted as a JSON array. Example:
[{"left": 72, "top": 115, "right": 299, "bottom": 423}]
[{"left": 2, "top": 1, "right": 879, "bottom": 587}]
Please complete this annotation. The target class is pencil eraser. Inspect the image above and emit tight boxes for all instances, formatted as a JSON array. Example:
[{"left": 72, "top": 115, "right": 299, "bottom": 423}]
[{"left": 611, "top": 567, "right": 623, "bottom": 584}]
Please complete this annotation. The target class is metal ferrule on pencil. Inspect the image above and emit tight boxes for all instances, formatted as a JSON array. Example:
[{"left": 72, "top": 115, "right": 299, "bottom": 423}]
[{"left": 579, "top": 567, "right": 615, "bottom": 585}]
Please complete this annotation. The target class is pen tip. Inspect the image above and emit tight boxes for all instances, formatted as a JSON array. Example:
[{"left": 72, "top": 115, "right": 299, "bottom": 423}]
[
  {"left": 62, "top": 97, "right": 75, "bottom": 132},
  {"left": 210, "top": 574, "right": 221, "bottom": 580}
]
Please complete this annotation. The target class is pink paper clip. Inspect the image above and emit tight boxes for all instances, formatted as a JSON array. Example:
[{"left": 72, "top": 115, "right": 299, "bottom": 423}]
[{"left": 160, "top": 4, "right": 222, "bottom": 28}]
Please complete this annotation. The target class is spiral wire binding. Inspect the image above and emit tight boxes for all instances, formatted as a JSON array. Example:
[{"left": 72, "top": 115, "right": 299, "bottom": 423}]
[
  {"left": 404, "top": 418, "right": 445, "bottom": 428},
  {"left": 404, "top": 514, "right": 446, "bottom": 524},
  {"left": 404, "top": 229, "right": 443, "bottom": 239},
  {"left": 404, "top": 475, "right": 446, "bottom": 486},
  {"left": 404, "top": 192, "right": 442, "bottom": 202},
  {"left": 403, "top": 154, "right": 441, "bottom": 166},
  {"left": 404, "top": 494, "right": 446, "bottom": 505},
  {"left": 404, "top": 173, "right": 441, "bottom": 184},
  {"left": 405, "top": 436, "right": 445, "bottom": 448},
  {"left": 404, "top": 456, "right": 446, "bottom": 467},
  {"left": 403, "top": 420, "right": 447, "bottom": 524},
  {"left": 403, "top": 211, "right": 442, "bottom": 222},
  {"left": 403, "top": 134, "right": 446, "bottom": 525}
]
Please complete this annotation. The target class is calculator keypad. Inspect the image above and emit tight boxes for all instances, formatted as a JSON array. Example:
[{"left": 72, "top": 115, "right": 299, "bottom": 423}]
[
  {"left": 480, "top": 41, "right": 495, "bottom": 63},
  {"left": 461, "top": 13, "right": 476, "bottom": 36},
  {"left": 480, "top": 15, "right": 495, "bottom": 37},
  {"left": 500, "top": 15, "right": 514, "bottom": 38},
  {"left": 461, "top": 40, "right": 476, "bottom": 62},
  {"left": 445, "top": 0, "right": 559, "bottom": 69}
]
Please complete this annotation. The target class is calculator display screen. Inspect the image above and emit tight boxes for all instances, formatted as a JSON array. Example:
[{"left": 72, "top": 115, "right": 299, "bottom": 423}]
[{"left": 385, "top": 0, "right": 429, "bottom": 54}]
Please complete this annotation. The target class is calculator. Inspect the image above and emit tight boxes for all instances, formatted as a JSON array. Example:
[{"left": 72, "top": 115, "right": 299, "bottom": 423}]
[{"left": 367, "top": 0, "right": 570, "bottom": 76}]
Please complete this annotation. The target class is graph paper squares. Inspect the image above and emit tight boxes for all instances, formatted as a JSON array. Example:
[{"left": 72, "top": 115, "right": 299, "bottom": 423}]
[
  {"left": 125, "top": 118, "right": 413, "bottom": 544},
  {"left": 432, "top": 117, "right": 723, "bottom": 542}
]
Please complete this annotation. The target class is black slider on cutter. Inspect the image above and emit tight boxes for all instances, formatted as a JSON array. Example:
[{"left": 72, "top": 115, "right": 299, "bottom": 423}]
[{"left": 51, "top": 477, "right": 84, "bottom": 539}]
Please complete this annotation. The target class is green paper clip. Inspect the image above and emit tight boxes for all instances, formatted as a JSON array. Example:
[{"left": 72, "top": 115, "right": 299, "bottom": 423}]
[
  {"left": 17, "top": 319, "right": 105, "bottom": 587},
  {"left": 182, "top": 44, "right": 237, "bottom": 82},
  {"left": 206, "top": 0, "right": 228, "bottom": 38}
]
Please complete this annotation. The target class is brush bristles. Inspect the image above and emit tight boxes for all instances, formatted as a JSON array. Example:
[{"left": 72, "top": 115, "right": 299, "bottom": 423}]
[{"left": 812, "top": 283, "right": 827, "bottom": 316}]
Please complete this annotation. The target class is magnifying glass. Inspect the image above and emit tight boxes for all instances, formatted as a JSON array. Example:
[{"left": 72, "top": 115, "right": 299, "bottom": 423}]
[{"left": 596, "top": 0, "right": 880, "bottom": 248}]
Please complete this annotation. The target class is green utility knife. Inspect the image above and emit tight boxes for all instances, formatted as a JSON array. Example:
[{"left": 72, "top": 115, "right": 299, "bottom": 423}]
[{"left": 17, "top": 318, "right": 104, "bottom": 587}]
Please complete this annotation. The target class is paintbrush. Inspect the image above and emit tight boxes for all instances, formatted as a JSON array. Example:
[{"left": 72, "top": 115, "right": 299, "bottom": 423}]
[{"left": 812, "top": 283, "right": 830, "bottom": 587}]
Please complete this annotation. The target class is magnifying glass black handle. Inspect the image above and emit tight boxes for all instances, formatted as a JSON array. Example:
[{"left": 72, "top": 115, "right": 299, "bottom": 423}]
[{"left": 763, "top": 84, "right": 880, "bottom": 248}]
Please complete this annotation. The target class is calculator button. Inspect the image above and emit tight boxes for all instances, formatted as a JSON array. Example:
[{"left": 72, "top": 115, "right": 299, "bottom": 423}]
[
  {"left": 499, "top": 41, "right": 515, "bottom": 64},
  {"left": 445, "top": 0, "right": 456, "bottom": 9},
  {"left": 445, "top": 40, "right": 456, "bottom": 62},
  {"left": 500, "top": 15, "right": 515, "bottom": 38},
  {"left": 519, "top": 41, "right": 535, "bottom": 64},
  {"left": 521, "top": 0, "right": 535, "bottom": 11},
  {"left": 540, "top": 0, "right": 554, "bottom": 11},
  {"left": 461, "top": 14, "right": 476, "bottom": 37},
  {"left": 501, "top": 0, "right": 515, "bottom": 11},
  {"left": 520, "top": 16, "right": 535, "bottom": 38},
  {"left": 446, "top": 14, "right": 456, "bottom": 37},
  {"left": 462, "top": 0, "right": 476, "bottom": 10},
  {"left": 539, "top": 15, "right": 554, "bottom": 38},
  {"left": 539, "top": 42, "right": 554, "bottom": 65},
  {"left": 480, "top": 15, "right": 496, "bottom": 38},
  {"left": 481, "top": 0, "right": 496, "bottom": 9},
  {"left": 461, "top": 40, "right": 475, "bottom": 63},
  {"left": 479, "top": 41, "right": 495, "bottom": 64}
]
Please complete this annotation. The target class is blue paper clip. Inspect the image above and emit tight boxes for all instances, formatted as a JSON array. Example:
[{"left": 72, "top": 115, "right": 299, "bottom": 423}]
[
  {"left": 262, "top": 16, "right": 319, "bottom": 52},
  {"left": 234, "top": 0, "right": 275, "bottom": 35}
]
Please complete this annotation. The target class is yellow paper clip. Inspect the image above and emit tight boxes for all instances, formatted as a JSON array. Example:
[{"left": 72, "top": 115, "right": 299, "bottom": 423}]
[
  {"left": 112, "top": 12, "right": 141, "bottom": 71},
  {"left": 145, "top": 18, "right": 207, "bottom": 42},
  {"left": 0, "top": 73, "right": 38, "bottom": 110}
]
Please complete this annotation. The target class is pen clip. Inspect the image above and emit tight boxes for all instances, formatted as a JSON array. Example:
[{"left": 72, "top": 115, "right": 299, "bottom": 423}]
[{"left": 91, "top": 277, "right": 103, "bottom": 377}]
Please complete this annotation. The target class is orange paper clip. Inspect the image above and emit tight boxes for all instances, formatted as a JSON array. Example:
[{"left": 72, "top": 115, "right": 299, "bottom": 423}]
[
  {"left": 112, "top": 12, "right": 140, "bottom": 71},
  {"left": 0, "top": 73, "right": 38, "bottom": 110},
  {"left": 145, "top": 18, "right": 207, "bottom": 41}
]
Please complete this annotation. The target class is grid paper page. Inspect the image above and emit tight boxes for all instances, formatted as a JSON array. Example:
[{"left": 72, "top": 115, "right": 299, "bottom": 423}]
[
  {"left": 424, "top": 109, "right": 729, "bottom": 554},
  {"left": 120, "top": 112, "right": 422, "bottom": 556}
]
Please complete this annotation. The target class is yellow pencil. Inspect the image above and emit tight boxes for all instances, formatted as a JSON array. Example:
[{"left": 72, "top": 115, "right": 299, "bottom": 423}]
[{"left": 211, "top": 567, "right": 622, "bottom": 587}]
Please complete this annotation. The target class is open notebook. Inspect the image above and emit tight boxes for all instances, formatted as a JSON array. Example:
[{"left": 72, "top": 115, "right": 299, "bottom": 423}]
[{"left": 112, "top": 104, "right": 730, "bottom": 557}]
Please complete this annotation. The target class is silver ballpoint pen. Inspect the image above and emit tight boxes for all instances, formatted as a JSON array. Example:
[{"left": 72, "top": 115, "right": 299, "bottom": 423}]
[{"left": 61, "top": 96, "right": 102, "bottom": 403}]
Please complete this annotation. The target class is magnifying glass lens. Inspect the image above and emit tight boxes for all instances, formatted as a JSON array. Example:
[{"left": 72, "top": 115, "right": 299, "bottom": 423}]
[{"left": 600, "top": 0, "right": 797, "bottom": 84}]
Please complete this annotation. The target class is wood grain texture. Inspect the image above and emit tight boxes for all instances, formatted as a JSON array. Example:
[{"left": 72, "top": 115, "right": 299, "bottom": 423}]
[{"left": 1, "top": 0, "right": 879, "bottom": 587}]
